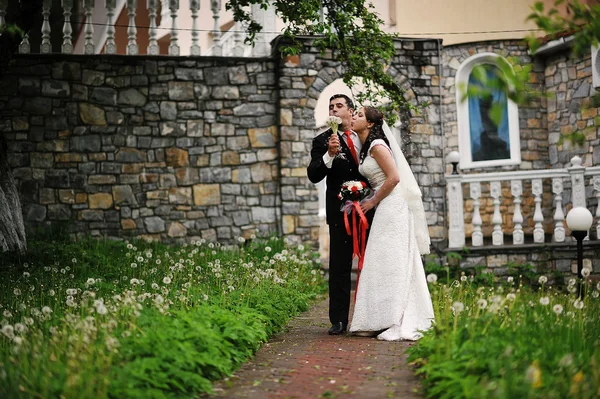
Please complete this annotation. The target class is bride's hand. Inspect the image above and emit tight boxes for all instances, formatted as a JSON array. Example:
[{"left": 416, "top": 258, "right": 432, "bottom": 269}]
[{"left": 360, "top": 198, "right": 376, "bottom": 213}]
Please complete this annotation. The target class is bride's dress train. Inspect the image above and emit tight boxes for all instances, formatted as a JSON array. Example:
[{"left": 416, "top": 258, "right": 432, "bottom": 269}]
[{"left": 348, "top": 139, "right": 434, "bottom": 341}]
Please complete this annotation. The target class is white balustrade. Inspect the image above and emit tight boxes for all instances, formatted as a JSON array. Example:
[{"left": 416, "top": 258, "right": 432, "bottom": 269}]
[
  {"left": 105, "top": 0, "right": 117, "bottom": 54},
  {"left": 532, "top": 178, "right": 544, "bottom": 243},
  {"left": 190, "top": 0, "right": 201, "bottom": 56},
  {"left": 83, "top": 0, "right": 95, "bottom": 55},
  {"left": 61, "top": 0, "right": 73, "bottom": 54},
  {"left": 445, "top": 156, "right": 600, "bottom": 249},
  {"left": 126, "top": 0, "right": 138, "bottom": 55},
  {"left": 211, "top": 0, "right": 223, "bottom": 56},
  {"left": 41, "top": 0, "right": 52, "bottom": 53},
  {"left": 147, "top": 0, "right": 159, "bottom": 55},
  {"left": 19, "top": 33, "right": 30, "bottom": 54},
  {"left": 233, "top": 23, "right": 245, "bottom": 57},
  {"left": 511, "top": 180, "right": 524, "bottom": 245},
  {"left": 446, "top": 175, "right": 465, "bottom": 248},
  {"left": 169, "top": 0, "right": 180, "bottom": 56},
  {"left": 552, "top": 178, "right": 565, "bottom": 242},
  {"left": 470, "top": 182, "right": 483, "bottom": 246}
]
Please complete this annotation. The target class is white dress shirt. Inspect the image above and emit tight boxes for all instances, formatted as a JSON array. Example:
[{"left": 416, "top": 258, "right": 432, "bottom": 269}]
[{"left": 322, "top": 130, "right": 361, "bottom": 168}]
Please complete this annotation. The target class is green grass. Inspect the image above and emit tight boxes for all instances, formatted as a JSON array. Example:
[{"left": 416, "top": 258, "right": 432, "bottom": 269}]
[
  {"left": 0, "top": 234, "right": 326, "bottom": 398},
  {"left": 408, "top": 273, "right": 600, "bottom": 399}
]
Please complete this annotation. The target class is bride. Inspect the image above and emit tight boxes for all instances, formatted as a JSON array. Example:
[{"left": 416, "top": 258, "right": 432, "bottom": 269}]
[{"left": 348, "top": 106, "right": 434, "bottom": 341}]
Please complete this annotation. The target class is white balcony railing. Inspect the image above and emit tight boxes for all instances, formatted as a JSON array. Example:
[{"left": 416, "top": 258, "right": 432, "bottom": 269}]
[{"left": 446, "top": 156, "right": 600, "bottom": 249}]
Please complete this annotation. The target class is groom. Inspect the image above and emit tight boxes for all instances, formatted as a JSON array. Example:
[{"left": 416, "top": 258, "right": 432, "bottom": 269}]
[{"left": 307, "top": 94, "right": 374, "bottom": 335}]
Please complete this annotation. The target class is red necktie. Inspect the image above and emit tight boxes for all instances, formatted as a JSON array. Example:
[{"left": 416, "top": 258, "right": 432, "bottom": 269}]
[{"left": 344, "top": 130, "right": 358, "bottom": 164}]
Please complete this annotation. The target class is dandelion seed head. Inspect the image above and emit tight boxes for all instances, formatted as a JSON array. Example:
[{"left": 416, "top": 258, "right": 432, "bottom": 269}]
[
  {"left": 477, "top": 298, "right": 488, "bottom": 309},
  {"left": 539, "top": 297, "right": 550, "bottom": 306},
  {"left": 538, "top": 276, "right": 548, "bottom": 284},
  {"left": 553, "top": 304, "right": 563, "bottom": 315},
  {"left": 426, "top": 273, "right": 438, "bottom": 284},
  {"left": 451, "top": 301, "right": 465, "bottom": 314}
]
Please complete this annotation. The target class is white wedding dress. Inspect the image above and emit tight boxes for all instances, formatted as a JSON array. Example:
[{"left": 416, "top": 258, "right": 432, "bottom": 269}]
[{"left": 349, "top": 139, "right": 434, "bottom": 341}]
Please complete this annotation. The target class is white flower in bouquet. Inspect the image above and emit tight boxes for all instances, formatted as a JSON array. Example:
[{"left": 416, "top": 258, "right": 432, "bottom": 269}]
[{"left": 325, "top": 116, "right": 342, "bottom": 134}]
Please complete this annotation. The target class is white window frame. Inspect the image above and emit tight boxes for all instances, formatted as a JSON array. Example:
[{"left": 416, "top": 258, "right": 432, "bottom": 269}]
[{"left": 455, "top": 52, "right": 521, "bottom": 170}]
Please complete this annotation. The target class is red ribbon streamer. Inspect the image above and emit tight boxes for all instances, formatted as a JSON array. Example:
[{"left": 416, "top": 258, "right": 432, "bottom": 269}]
[{"left": 343, "top": 201, "right": 369, "bottom": 302}]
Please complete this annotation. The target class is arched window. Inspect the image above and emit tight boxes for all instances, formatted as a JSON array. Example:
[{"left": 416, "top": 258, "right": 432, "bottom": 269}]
[{"left": 456, "top": 53, "right": 521, "bottom": 169}]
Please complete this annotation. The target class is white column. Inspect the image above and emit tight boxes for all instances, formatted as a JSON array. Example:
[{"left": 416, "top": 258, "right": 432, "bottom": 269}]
[
  {"left": 569, "top": 156, "right": 586, "bottom": 208},
  {"left": 126, "top": 0, "right": 138, "bottom": 55},
  {"left": 168, "top": 0, "right": 180, "bottom": 56},
  {"left": 189, "top": 0, "right": 200, "bottom": 55},
  {"left": 447, "top": 175, "right": 465, "bottom": 248},
  {"left": 469, "top": 182, "right": 483, "bottom": 246},
  {"left": 211, "top": 0, "right": 222, "bottom": 56},
  {"left": 251, "top": 3, "right": 276, "bottom": 56},
  {"left": 511, "top": 180, "right": 524, "bottom": 245},
  {"left": 83, "top": 0, "right": 95, "bottom": 54},
  {"left": 19, "top": 33, "right": 30, "bottom": 54},
  {"left": 233, "top": 22, "right": 245, "bottom": 56},
  {"left": 532, "top": 178, "right": 544, "bottom": 243},
  {"left": 552, "top": 177, "right": 565, "bottom": 242},
  {"left": 61, "top": 0, "right": 74, "bottom": 54},
  {"left": 105, "top": 0, "right": 117, "bottom": 54},
  {"left": 490, "top": 181, "right": 503, "bottom": 246},
  {"left": 0, "top": 0, "right": 6, "bottom": 30},
  {"left": 594, "top": 176, "right": 600, "bottom": 240},
  {"left": 40, "top": 0, "right": 52, "bottom": 53},
  {"left": 147, "top": 0, "right": 159, "bottom": 55}
]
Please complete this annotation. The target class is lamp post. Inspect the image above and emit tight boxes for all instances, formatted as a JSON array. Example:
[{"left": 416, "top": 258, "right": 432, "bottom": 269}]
[
  {"left": 565, "top": 207, "right": 593, "bottom": 298},
  {"left": 447, "top": 151, "right": 460, "bottom": 175}
]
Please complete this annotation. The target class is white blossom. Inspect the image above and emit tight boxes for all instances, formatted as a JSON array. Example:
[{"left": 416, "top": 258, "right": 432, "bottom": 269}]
[
  {"left": 539, "top": 297, "right": 550, "bottom": 306},
  {"left": 573, "top": 299, "right": 584, "bottom": 310},
  {"left": 553, "top": 304, "right": 563, "bottom": 315},
  {"left": 426, "top": 274, "right": 438, "bottom": 284},
  {"left": 477, "top": 298, "right": 488, "bottom": 309},
  {"left": 538, "top": 276, "right": 548, "bottom": 284},
  {"left": 163, "top": 277, "right": 172, "bottom": 285},
  {"left": 451, "top": 301, "right": 465, "bottom": 314}
]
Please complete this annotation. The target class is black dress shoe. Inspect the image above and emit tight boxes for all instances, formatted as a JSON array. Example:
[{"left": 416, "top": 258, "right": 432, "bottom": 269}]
[{"left": 328, "top": 322, "right": 347, "bottom": 335}]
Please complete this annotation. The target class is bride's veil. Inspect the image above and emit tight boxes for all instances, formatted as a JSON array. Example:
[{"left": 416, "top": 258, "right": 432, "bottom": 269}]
[{"left": 381, "top": 121, "right": 431, "bottom": 255}]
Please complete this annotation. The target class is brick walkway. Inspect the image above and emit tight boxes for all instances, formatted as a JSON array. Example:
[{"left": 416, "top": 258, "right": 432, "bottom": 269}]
[{"left": 204, "top": 296, "right": 423, "bottom": 399}]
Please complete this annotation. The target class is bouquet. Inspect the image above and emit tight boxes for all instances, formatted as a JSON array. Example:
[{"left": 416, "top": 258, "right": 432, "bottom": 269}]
[
  {"left": 338, "top": 180, "right": 371, "bottom": 204},
  {"left": 325, "top": 115, "right": 342, "bottom": 134}
]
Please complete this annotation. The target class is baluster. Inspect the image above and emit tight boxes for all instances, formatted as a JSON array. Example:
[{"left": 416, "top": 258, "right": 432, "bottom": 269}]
[
  {"left": 168, "top": 0, "right": 180, "bottom": 55},
  {"left": 569, "top": 156, "right": 586, "bottom": 207},
  {"left": 490, "top": 181, "right": 503, "bottom": 246},
  {"left": 83, "top": 0, "right": 95, "bottom": 54},
  {"left": 233, "top": 22, "right": 245, "bottom": 56},
  {"left": 19, "top": 33, "right": 30, "bottom": 54},
  {"left": 147, "top": 0, "right": 159, "bottom": 55},
  {"left": 40, "top": 0, "right": 52, "bottom": 53},
  {"left": 446, "top": 175, "right": 465, "bottom": 248},
  {"left": 61, "top": 0, "right": 73, "bottom": 54},
  {"left": 594, "top": 176, "right": 600, "bottom": 240},
  {"left": 105, "top": 0, "right": 117, "bottom": 54},
  {"left": 126, "top": 0, "right": 138, "bottom": 55},
  {"left": 470, "top": 182, "right": 483, "bottom": 246},
  {"left": 189, "top": 0, "right": 200, "bottom": 55},
  {"left": 552, "top": 178, "right": 565, "bottom": 242},
  {"left": 532, "top": 178, "right": 545, "bottom": 243},
  {"left": 0, "top": 0, "right": 6, "bottom": 30},
  {"left": 211, "top": 0, "right": 222, "bottom": 56},
  {"left": 511, "top": 180, "right": 524, "bottom": 245}
]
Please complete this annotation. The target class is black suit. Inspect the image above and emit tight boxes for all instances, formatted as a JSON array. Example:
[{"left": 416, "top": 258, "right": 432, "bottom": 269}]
[{"left": 307, "top": 129, "right": 374, "bottom": 327}]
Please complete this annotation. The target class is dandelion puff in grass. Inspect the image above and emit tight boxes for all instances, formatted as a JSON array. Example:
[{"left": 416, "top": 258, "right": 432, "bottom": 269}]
[
  {"left": 506, "top": 293, "right": 516, "bottom": 302},
  {"left": 13, "top": 288, "right": 21, "bottom": 296},
  {"left": 477, "top": 298, "right": 488, "bottom": 309},
  {"left": 451, "top": 301, "right": 465, "bottom": 314},
  {"left": 581, "top": 268, "right": 591, "bottom": 278},
  {"left": 592, "top": 291, "right": 599, "bottom": 299},
  {"left": 538, "top": 276, "right": 548, "bottom": 285},
  {"left": 163, "top": 277, "right": 172, "bottom": 285},
  {"left": 539, "top": 296, "right": 550, "bottom": 306},
  {"left": 553, "top": 304, "right": 563, "bottom": 315},
  {"left": 568, "top": 278, "right": 576, "bottom": 287},
  {"left": 42, "top": 306, "right": 52, "bottom": 315},
  {"left": 426, "top": 273, "right": 438, "bottom": 284},
  {"left": 573, "top": 299, "right": 584, "bottom": 310}
]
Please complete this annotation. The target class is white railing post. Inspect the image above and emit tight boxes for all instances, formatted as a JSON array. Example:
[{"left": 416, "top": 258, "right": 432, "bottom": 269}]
[
  {"left": 552, "top": 177, "right": 566, "bottom": 242},
  {"left": 0, "top": 0, "right": 6, "bottom": 30},
  {"left": 511, "top": 180, "right": 524, "bottom": 245},
  {"left": 532, "top": 178, "right": 545, "bottom": 243},
  {"left": 105, "top": 0, "right": 117, "bottom": 54},
  {"left": 233, "top": 22, "right": 245, "bottom": 56},
  {"left": 19, "top": 33, "right": 30, "bottom": 54},
  {"left": 190, "top": 0, "right": 200, "bottom": 55},
  {"left": 126, "top": 0, "right": 138, "bottom": 55},
  {"left": 61, "top": 0, "right": 73, "bottom": 54},
  {"left": 470, "top": 182, "right": 483, "bottom": 246},
  {"left": 447, "top": 175, "right": 466, "bottom": 248},
  {"left": 594, "top": 176, "right": 600, "bottom": 239},
  {"left": 168, "top": 0, "right": 180, "bottom": 55},
  {"left": 40, "top": 0, "right": 52, "bottom": 53},
  {"left": 211, "top": 0, "right": 222, "bottom": 56},
  {"left": 147, "top": 0, "right": 159, "bottom": 54},
  {"left": 490, "top": 181, "right": 504, "bottom": 246},
  {"left": 569, "top": 155, "right": 588, "bottom": 239},
  {"left": 84, "top": 0, "right": 95, "bottom": 54}
]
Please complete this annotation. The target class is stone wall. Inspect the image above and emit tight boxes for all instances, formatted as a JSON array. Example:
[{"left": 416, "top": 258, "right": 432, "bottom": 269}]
[
  {"left": 1, "top": 55, "right": 280, "bottom": 243},
  {"left": 1, "top": 38, "right": 446, "bottom": 248}
]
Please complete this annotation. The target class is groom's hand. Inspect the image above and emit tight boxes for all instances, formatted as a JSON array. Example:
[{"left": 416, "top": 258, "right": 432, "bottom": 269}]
[{"left": 328, "top": 134, "right": 340, "bottom": 157}]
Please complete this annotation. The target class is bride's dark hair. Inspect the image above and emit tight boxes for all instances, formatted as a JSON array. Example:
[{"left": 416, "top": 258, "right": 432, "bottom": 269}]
[{"left": 359, "top": 107, "right": 389, "bottom": 163}]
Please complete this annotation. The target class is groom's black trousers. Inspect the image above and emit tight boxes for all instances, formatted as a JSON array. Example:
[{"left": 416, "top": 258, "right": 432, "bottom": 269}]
[{"left": 328, "top": 224, "right": 357, "bottom": 326}]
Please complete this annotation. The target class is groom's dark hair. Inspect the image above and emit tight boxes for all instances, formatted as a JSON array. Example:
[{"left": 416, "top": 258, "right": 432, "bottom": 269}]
[{"left": 329, "top": 94, "right": 354, "bottom": 111}]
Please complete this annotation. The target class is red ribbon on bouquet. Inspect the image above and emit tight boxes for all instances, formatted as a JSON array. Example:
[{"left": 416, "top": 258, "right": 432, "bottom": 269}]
[{"left": 342, "top": 201, "right": 369, "bottom": 302}]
